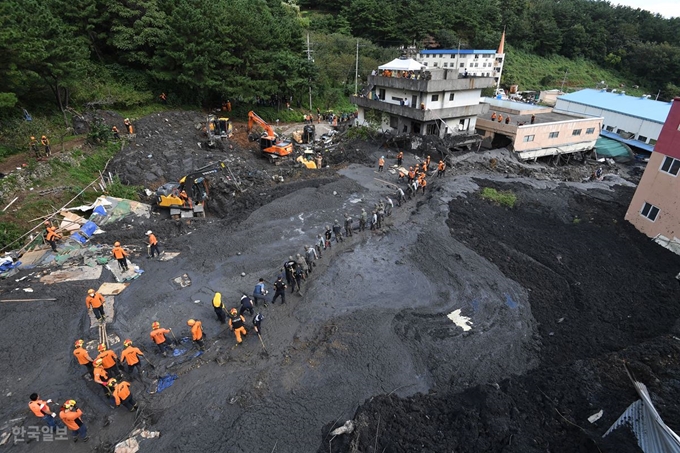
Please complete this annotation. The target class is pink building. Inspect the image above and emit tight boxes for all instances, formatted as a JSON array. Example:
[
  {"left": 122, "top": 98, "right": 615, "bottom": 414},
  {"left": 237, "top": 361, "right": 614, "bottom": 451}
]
[{"left": 625, "top": 98, "right": 680, "bottom": 253}]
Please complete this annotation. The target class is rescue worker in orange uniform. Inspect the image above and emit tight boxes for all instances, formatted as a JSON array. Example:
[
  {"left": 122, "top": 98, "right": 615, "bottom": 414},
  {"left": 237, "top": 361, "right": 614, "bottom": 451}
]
[
  {"left": 59, "top": 400, "right": 89, "bottom": 442},
  {"left": 73, "top": 339, "right": 94, "bottom": 377},
  {"left": 96, "top": 344, "right": 120, "bottom": 378},
  {"left": 425, "top": 155, "right": 431, "bottom": 169},
  {"left": 421, "top": 161, "right": 428, "bottom": 174},
  {"left": 378, "top": 156, "right": 385, "bottom": 172},
  {"left": 159, "top": 92, "right": 167, "bottom": 104},
  {"left": 437, "top": 160, "right": 446, "bottom": 177},
  {"left": 228, "top": 308, "right": 247, "bottom": 345},
  {"left": 150, "top": 321, "right": 173, "bottom": 355},
  {"left": 120, "top": 339, "right": 144, "bottom": 375},
  {"left": 29, "top": 393, "right": 60, "bottom": 429},
  {"left": 29, "top": 136, "right": 39, "bottom": 157},
  {"left": 187, "top": 319, "right": 205, "bottom": 350},
  {"left": 44, "top": 220, "right": 61, "bottom": 252},
  {"left": 145, "top": 230, "right": 159, "bottom": 258},
  {"left": 41, "top": 135, "right": 51, "bottom": 156},
  {"left": 93, "top": 359, "right": 110, "bottom": 397},
  {"left": 491, "top": 111, "right": 497, "bottom": 121},
  {"left": 108, "top": 379, "right": 138, "bottom": 411},
  {"left": 111, "top": 241, "right": 129, "bottom": 271},
  {"left": 419, "top": 177, "right": 427, "bottom": 194},
  {"left": 397, "top": 151, "right": 403, "bottom": 166},
  {"left": 407, "top": 167, "right": 415, "bottom": 184},
  {"left": 123, "top": 118, "right": 133, "bottom": 134},
  {"left": 111, "top": 125, "right": 120, "bottom": 140},
  {"left": 86, "top": 288, "right": 106, "bottom": 322}
]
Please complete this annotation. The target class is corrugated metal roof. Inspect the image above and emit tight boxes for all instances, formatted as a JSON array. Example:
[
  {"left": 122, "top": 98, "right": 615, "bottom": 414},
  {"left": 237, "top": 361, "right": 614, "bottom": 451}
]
[
  {"left": 558, "top": 89, "right": 672, "bottom": 124},
  {"left": 420, "top": 49, "right": 497, "bottom": 55}
]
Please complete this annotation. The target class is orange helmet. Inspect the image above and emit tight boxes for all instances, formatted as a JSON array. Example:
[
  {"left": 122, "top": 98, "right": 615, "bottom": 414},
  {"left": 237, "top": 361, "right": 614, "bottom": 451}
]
[
  {"left": 94, "top": 358, "right": 104, "bottom": 367},
  {"left": 106, "top": 378, "right": 117, "bottom": 387},
  {"left": 114, "top": 241, "right": 120, "bottom": 247},
  {"left": 87, "top": 288, "right": 95, "bottom": 295},
  {"left": 74, "top": 339, "right": 84, "bottom": 348},
  {"left": 230, "top": 308, "right": 237, "bottom": 316},
  {"left": 97, "top": 344, "right": 106, "bottom": 352},
  {"left": 30, "top": 136, "right": 35, "bottom": 140},
  {"left": 152, "top": 321, "right": 160, "bottom": 329},
  {"left": 187, "top": 319, "right": 196, "bottom": 326},
  {"left": 41, "top": 135, "right": 46, "bottom": 139},
  {"left": 123, "top": 339, "right": 133, "bottom": 347}
]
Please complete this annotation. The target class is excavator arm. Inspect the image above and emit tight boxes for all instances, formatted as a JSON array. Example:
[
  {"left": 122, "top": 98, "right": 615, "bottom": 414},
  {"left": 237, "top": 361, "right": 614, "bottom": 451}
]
[{"left": 247, "top": 111, "right": 276, "bottom": 140}]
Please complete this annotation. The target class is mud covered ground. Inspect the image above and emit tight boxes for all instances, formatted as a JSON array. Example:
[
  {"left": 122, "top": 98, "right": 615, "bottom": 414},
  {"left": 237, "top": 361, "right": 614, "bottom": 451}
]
[{"left": 1, "top": 111, "right": 678, "bottom": 453}]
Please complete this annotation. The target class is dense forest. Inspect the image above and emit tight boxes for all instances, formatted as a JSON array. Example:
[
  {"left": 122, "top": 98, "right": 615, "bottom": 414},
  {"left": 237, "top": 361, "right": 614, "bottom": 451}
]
[{"left": 1, "top": 0, "right": 679, "bottom": 121}]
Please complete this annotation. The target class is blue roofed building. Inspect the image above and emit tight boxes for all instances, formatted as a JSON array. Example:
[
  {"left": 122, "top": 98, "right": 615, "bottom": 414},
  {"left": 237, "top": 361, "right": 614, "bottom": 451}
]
[{"left": 554, "top": 89, "right": 673, "bottom": 153}]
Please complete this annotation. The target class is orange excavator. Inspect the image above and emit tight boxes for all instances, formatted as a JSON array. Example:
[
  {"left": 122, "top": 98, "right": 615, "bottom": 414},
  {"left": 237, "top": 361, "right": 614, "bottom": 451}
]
[{"left": 247, "top": 111, "right": 294, "bottom": 164}]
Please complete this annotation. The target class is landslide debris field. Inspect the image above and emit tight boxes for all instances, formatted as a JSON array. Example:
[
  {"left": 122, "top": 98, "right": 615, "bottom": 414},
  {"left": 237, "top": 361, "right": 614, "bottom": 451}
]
[{"left": 1, "top": 111, "right": 679, "bottom": 453}]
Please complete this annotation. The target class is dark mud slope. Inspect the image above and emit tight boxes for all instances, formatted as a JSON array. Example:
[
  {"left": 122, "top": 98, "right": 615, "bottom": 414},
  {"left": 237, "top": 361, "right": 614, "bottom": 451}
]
[{"left": 320, "top": 182, "right": 680, "bottom": 453}]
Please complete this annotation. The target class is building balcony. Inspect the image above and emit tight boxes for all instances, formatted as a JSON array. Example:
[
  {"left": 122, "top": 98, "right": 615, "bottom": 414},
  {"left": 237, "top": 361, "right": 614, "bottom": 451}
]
[
  {"left": 367, "top": 74, "right": 495, "bottom": 93},
  {"left": 351, "top": 96, "right": 487, "bottom": 121}
]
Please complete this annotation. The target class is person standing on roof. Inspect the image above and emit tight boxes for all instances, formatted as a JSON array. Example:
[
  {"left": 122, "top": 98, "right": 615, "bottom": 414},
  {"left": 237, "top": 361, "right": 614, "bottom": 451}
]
[
  {"left": 324, "top": 226, "right": 332, "bottom": 249},
  {"left": 86, "top": 288, "right": 106, "bottom": 322},
  {"left": 228, "top": 308, "right": 247, "bottom": 345},
  {"left": 253, "top": 278, "right": 268, "bottom": 306},
  {"left": 111, "top": 242, "right": 129, "bottom": 271},
  {"left": 150, "top": 321, "right": 173, "bottom": 355},
  {"left": 283, "top": 256, "right": 296, "bottom": 289},
  {"left": 295, "top": 253, "right": 308, "bottom": 278},
  {"left": 108, "top": 379, "right": 138, "bottom": 412},
  {"left": 44, "top": 220, "right": 61, "bottom": 252},
  {"left": 396, "top": 187, "right": 405, "bottom": 206},
  {"left": 29, "top": 393, "right": 61, "bottom": 430},
  {"left": 304, "top": 245, "right": 318, "bottom": 273},
  {"left": 187, "top": 319, "right": 205, "bottom": 350},
  {"left": 316, "top": 234, "right": 324, "bottom": 257},
  {"left": 73, "top": 339, "right": 94, "bottom": 377},
  {"left": 239, "top": 295, "right": 254, "bottom": 316},
  {"left": 271, "top": 276, "right": 286, "bottom": 304},
  {"left": 145, "top": 230, "right": 159, "bottom": 259},
  {"left": 59, "top": 400, "right": 89, "bottom": 442},
  {"left": 41, "top": 135, "right": 51, "bottom": 157},
  {"left": 96, "top": 344, "right": 120, "bottom": 379},
  {"left": 378, "top": 156, "right": 385, "bottom": 172},
  {"left": 397, "top": 151, "right": 403, "bottom": 166},
  {"left": 120, "top": 339, "right": 144, "bottom": 375},
  {"left": 212, "top": 292, "right": 227, "bottom": 324}
]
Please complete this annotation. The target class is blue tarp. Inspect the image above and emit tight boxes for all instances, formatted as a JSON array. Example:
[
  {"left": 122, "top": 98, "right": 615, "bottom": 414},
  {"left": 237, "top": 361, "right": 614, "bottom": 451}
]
[
  {"left": 93, "top": 205, "right": 107, "bottom": 216},
  {"left": 156, "top": 374, "right": 178, "bottom": 393},
  {"left": 80, "top": 221, "right": 98, "bottom": 238},
  {"left": 0, "top": 260, "right": 21, "bottom": 272},
  {"left": 71, "top": 232, "right": 87, "bottom": 244}
]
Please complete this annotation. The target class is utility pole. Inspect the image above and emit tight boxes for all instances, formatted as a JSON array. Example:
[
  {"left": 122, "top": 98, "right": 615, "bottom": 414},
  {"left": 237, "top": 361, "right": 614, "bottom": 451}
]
[
  {"left": 655, "top": 89, "right": 661, "bottom": 101},
  {"left": 355, "top": 40, "right": 359, "bottom": 96},
  {"left": 306, "top": 33, "right": 313, "bottom": 111},
  {"left": 560, "top": 70, "right": 568, "bottom": 92}
]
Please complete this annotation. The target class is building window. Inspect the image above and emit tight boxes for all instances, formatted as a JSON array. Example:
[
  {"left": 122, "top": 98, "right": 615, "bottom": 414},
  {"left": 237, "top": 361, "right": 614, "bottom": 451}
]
[
  {"left": 450, "top": 54, "right": 455, "bottom": 59},
  {"left": 605, "top": 126, "right": 614, "bottom": 132},
  {"left": 443, "top": 62, "right": 448, "bottom": 67},
  {"left": 649, "top": 138, "right": 657, "bottom": 145},
  {"left": 637, "top": 135, "right": 647, "bottom": 142},
  {"left": 431, "top": 94, "right": 439, "bottom": 102},
  {"left": 426, "top": 123, "right": 439, "bottom": 135},
  {"left": 449, "top": 93, "right": 455, "bottom": 101},
  {"left": 474, "top": 63, "right": 479, "bottom": 67},
  {"left": 572, "top": 129, "right": 582, "bottom": 136},
  {"left": 433, "top": 62, "right": 438, "bottom": 67},
  {"left": 390, "top": 116, "right": 398, "bottom": 129},
  {"left": 379, "top": 89, "right": 385, "bottom": 100},
  {"left": 586, "top": 127, "right": 596, "bottom": 134},
  {"left": 523, "top": 135, "right": 535, "bottom": 142},
  {"left": 460, "top": 63, "right": 464, "bottom": 68},
  {"left": 660, "top": 156, "right": 680, "bottom": 176},
  {"left": 549, "top": 132, "right": 559, "bottom": 138},
  {"left": 640, "top": 202, "right": 660, "bottom": 222}
]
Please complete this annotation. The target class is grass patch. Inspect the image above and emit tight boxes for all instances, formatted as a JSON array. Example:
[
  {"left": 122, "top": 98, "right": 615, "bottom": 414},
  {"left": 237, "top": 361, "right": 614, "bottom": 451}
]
[{"left": 480, "top": 187, "right": 517, "bottom": 208}]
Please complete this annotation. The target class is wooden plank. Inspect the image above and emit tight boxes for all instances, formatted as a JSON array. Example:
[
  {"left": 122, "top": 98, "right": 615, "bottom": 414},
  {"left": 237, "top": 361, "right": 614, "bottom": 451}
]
[{"left": 0, "top": 298, "right": 57, "bottom": 303}]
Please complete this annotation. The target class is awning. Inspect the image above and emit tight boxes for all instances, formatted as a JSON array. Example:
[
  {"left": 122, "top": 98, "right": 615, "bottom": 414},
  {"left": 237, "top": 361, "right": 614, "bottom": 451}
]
[{"left": 378, "top": 58, "right": 424, "bottom": 71}]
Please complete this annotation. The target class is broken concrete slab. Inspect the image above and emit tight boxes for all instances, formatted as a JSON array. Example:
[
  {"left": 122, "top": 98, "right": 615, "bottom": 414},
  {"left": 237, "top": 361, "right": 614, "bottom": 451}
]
[
  {"left": 40, "top": 265, "right": 103, "bottom": 284},
  {"left": 106, "top": 259, "right": 143, "bottom": 283},
  {"left": 158, "top": 252, "right": 180, "bottom": 261},
  {"left": 171, "top": 273, "right": 191, "bottom": 289},
  {"left": 98, "top": 282, "right": 130, "bottom": 296},
  {"left": 18, "top": 249, "right": 48, "bottom": 268}
]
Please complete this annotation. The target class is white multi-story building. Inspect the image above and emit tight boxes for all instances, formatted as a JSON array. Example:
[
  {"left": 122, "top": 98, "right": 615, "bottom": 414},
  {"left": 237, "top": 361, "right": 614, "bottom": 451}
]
[{"left": 351, "top": 58, "right": 495, "bottom": 137}]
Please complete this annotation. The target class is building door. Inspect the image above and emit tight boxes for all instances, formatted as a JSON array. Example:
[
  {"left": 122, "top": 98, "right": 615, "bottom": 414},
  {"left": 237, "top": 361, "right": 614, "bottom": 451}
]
[
  {"left": 412, "top": 122, "right": 421, "bottom": 134},
  {"left": 411, "top": 95, "right": 418, "bottom": 108}
]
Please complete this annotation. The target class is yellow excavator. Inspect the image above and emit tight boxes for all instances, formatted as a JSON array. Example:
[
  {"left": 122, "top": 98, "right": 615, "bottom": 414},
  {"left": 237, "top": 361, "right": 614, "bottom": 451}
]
[{"left": 156, "top": 162, "right": 227, "bottom": 218}]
